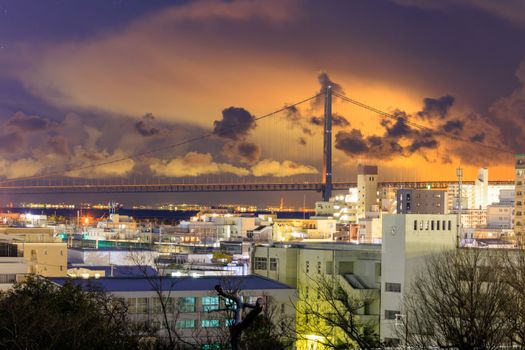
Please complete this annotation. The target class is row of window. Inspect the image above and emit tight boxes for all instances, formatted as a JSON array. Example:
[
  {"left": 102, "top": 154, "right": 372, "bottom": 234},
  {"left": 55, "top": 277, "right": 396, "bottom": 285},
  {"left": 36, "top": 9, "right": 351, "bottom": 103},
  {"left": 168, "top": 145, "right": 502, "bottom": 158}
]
[
  {"left": 126, "top": 296, "right": 264, "bottom": 314},
  {"left": 127, "top": 296, "right": 220, "bottom": 314},
  {"left": 253, "top": 257, "right": 278, "bottom": 271},
  {"left": 154, "top": 318, "right": 231, "bottom": 330},
  {"left": 413, "top": 219, "right": 452, "bottom": 231}
]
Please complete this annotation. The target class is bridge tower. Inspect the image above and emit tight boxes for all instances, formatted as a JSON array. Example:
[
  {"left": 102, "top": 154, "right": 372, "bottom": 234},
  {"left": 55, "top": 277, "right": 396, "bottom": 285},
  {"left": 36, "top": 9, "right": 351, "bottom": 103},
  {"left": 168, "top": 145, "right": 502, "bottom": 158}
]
[{"left": 322, "top": 86, "right": 333, "bottom": 201}]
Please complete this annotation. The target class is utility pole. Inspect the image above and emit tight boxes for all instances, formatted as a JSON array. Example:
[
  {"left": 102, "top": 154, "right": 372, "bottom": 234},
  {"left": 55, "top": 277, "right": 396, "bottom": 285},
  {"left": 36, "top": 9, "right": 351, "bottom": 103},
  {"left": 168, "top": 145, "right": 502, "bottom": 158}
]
[
  {"left": 456, "top": 167, "right": 463, "bottom": 248},
  {"left": 322, "top": 86, "right": 333, "bottom": 202}
]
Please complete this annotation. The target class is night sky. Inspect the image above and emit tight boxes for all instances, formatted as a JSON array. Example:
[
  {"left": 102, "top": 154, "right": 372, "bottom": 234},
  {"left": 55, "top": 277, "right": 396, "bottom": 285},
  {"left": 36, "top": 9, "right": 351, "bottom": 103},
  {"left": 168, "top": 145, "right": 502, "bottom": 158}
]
[{"left": 1, "top": 0, "right": 525, "bottom": 207}]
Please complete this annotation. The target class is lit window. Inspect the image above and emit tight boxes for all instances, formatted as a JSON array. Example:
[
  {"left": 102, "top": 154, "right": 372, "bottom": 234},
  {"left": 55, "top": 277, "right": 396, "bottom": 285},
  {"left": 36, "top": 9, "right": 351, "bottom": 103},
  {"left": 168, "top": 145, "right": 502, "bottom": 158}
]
[
  {"left": 201, "top": 319, "right": 220, "bottom": 328},
  {"left": 176, "top": 319, "right": 195, "bottom": 329},
  {"left": 178, "top": 297, "right": 196, "bottom": 313},
  {"left": 202, "top": 296, "right": 219, "bottom": 312}
]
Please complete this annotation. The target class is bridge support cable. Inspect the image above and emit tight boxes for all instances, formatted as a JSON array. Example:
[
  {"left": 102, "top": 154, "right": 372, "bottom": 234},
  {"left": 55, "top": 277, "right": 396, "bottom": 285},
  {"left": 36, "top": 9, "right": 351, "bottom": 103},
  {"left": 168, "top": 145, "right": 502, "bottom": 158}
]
[
  {"left": 0, "top": 93, "right": 322, "bottom": 186},
  {"left": 331, "top": 92, "right": 514, "bottom": 155}
]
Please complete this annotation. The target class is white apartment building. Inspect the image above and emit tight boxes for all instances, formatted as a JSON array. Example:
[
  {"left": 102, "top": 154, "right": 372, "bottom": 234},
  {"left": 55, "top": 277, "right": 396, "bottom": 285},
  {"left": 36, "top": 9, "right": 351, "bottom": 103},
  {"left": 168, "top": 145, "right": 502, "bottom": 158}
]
[
  {"left": 380, "top": 214, "right": 457, "bottom": 344},
  {"left": 0, "top": 237, "right": 28, "bottom": 290},
  {"left": 447, "top": 167, "right": 514, "bottom": 211}
]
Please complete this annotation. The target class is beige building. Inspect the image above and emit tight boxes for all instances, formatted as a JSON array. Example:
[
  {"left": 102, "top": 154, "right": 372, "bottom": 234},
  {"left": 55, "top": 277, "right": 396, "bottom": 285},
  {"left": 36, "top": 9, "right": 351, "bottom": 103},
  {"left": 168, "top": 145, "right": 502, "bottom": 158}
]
[
  {"left": 0, "top": 227, "right": 67, "bottom": 277},
  {"left": 357, "top": 165, "right": 379, "bottom": 218},
  {"left": 272, "top": 218, "right": 337, "bottom": 241}
]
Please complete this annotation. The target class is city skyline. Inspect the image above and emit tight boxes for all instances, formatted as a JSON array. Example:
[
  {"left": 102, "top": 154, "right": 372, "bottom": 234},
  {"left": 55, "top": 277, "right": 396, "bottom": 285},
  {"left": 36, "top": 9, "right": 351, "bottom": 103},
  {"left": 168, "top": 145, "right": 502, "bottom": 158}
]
[{"left": 1, "top": 0, "right": 525, "bottom": 205}]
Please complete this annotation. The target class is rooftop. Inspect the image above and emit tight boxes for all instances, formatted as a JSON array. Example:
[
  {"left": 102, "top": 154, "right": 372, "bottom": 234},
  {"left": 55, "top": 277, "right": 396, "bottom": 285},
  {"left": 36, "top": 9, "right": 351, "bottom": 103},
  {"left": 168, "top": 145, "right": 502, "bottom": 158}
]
[
  {"left": 67, "top": 264, "right": 158, "bottom": 277},
  {"left": 48, "top": 274, "right": 293, "bottom": 292}
]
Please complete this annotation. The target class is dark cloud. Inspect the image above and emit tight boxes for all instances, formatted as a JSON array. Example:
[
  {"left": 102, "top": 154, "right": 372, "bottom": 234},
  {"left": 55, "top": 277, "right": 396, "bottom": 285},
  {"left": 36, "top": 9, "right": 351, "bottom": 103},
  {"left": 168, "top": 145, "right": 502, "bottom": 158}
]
[
  {"left": 318, "top": 72, "right": 344, "bottom": 95},
  {"left": 417, "top": 95, "right": 455, "bottom": 119},
  {"left": 333, "top": 114, "right": 350, "bottom": 128},
  {"left": 6, "top": 112, "right": 55, "bottom": 132},
  {"left": 335, "top": 100, "right": 444, "bottom": 159},
  {"left": 134, "top": 113, "right": 161, "bottom": 136},
  {"left": 310, "top": 116, "right": 323, "bottom": 126},
  {"left": 302, "top": 127, "right": 313, "bottom": 136},
  {"left": 470, "top": 132, "right": 486, "bottom": 142},
  {"left": 236, "top": 141, "right": 261, "bottom": 165},
  {"left": 284, "top": 105, "right": 301, "bottom": 123},
  {"left": 384, "top": 114, "right": 413, "bottom": 137},
  {"left": 222, "top": 141, "right": 261, "bottom": 165},
  {"left": 408, "top": 131, "right": 439, "bottom": 153},
  {"left": 334, "top": 129, "right": 369, "bottom": 155},
  {"left": 313, "top": 72, "right": 345, "bottom": 107},
  {"left": 309, "top": 113, "right": 349, "bottom": 128},
  {"left": 442, "top": 119, "right": 464, "bottom": 133},
  {"left": 213, "top": 107, "right": 256, "bottom": 140}
]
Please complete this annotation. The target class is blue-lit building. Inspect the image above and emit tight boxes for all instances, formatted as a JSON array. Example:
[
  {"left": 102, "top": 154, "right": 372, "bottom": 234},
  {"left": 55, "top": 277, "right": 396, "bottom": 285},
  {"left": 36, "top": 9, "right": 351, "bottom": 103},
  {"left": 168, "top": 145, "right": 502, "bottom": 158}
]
[{"left": 49, "top": 275, "right": 295, "bottom": 347}]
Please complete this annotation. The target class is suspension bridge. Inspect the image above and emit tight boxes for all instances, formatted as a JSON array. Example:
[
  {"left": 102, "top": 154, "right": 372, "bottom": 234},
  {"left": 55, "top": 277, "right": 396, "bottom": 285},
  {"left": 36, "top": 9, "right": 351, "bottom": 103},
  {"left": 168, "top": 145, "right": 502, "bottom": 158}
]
[{"left": 0, "top": 87, "right": 514, "bottom": 197}]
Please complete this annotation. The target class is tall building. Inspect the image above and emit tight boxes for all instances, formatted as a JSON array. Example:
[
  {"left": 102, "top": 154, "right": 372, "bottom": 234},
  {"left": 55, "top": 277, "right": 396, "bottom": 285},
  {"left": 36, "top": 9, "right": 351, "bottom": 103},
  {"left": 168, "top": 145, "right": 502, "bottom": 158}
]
[
  {"left": 380, "top": 214, "right": 457, "bottom": 344},
  {"left": 396, "top": 189, "right": 447, "bottom": 214},
  {"left": 252, "top": 242, "right": 381, "bottom": 349},
  {"left": 514, "top": 155, "right": 525, "bottom": 239},
  {"left": 357, "top": 164, "right": 379, "bottom": 218},
  {"left": 474, "top": 168, "right": 489, "bottom": 209}
]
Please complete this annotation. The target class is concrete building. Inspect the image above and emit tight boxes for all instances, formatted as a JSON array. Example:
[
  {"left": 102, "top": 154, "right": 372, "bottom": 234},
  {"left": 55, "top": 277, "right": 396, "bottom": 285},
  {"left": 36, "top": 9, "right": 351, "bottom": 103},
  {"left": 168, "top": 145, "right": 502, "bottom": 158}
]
[
  {"left": 357, "top": 165, "right": 379, "bottom": 218},
  {"left": 396, "top": 189, "right": 447, "bottom": 214},
  {"left": 474, "top": 167, "right": 489, "bottom": 209},
  {"left": 487, "top": 204, "right": 514, "bottom": 229},
  {"left": 49, "top": 275, "right": 295, "bottom": 348},
  {"left": 499, "top": 189, "right": 515, "bottom": 204},
  {"left": 515, "top": 154, "right": 525, "bottom": 239},
  {"left": 68, "top": 247, "right": 159, "bottom": 267},
  {"left": 272, "top": 218, "right": 337, "bottom": 241},
  {"left": 380, "top": 214, "right": 457, "bottom": 344},
  {"left": 253, "top": 242, "right": 381, "bottom": 349},
  {"left": 0, "top": 227, "right": 67, "bottom": 277},
  {"left": 454, "top": 208, "right": 487, "bottom": 229},
  {"left": 0, "top": 237, "right": 28, "bottom": 290},
  {"left": 358, "top": 216, "right": 383, "bottom": 244},
  {"left": 447, "top": 168, "right": 513, "bottom": 211}
]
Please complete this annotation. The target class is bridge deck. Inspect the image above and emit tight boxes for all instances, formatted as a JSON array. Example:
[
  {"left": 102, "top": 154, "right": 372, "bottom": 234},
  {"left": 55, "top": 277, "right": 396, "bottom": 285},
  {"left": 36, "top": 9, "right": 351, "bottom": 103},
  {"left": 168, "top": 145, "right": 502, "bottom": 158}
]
[{"left": 0, "top": 180, "right": 514, "bottom": 194}]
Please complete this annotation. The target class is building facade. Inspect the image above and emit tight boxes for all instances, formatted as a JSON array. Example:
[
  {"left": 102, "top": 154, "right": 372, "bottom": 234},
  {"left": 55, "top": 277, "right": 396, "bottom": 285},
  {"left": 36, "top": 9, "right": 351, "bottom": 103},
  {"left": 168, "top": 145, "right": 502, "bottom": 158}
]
[
  {"left": 396, "top": 189, "right": 447, "bottom": 215},
  {"left": 49, "top": 275, "right": 295, "bottom": 348},
  {"left": 515, "top": 155, "right": 525, "bottom": 239},
  {"left": 380, "top": 214, "right": 457, "bottom": 344}
]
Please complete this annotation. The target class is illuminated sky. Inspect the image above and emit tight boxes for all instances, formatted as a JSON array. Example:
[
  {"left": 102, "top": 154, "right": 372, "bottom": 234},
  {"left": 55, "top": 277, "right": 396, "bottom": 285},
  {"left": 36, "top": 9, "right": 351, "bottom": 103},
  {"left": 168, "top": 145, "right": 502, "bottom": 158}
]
[{"left": 1, "top": 0, "right": 525, "bottom": 206}]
